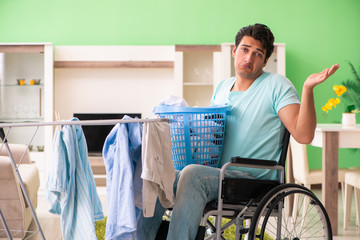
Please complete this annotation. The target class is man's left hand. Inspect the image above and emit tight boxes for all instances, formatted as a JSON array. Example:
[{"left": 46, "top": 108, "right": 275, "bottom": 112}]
[{"left": 304, "top": 64, "right": 340, "bottom": 89}]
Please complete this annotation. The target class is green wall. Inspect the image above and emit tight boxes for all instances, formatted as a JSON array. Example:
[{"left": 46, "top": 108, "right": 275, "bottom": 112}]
[{"left": 1, "top": 0, "right": 360, "bottom": 169}]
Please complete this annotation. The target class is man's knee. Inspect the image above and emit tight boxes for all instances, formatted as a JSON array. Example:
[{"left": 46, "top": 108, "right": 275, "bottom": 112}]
[
  {"left": 180, "top": 164, "right": 203, "bottom": 178},
  {"left": 175, "top": 164, "right": 220, "bottom": 204},
  {"left": 178, "top": 164, "right": 219, "bottom": 186}
]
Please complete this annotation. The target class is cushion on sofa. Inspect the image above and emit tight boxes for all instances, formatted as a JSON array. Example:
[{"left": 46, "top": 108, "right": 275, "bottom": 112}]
[
  {"left": 18, "top": 164, "right": 40, "bottom": 208},
  {"left": 0, "top": 150, "right": 40, "bottom": 239},
  {"left": 0, "top": 143, "right": 31, "bottom": 164}
]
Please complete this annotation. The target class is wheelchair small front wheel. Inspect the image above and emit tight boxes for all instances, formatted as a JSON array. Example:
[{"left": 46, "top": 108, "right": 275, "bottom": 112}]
[{"left": 248, "top": 184, "right": 332, "bottom": 240}]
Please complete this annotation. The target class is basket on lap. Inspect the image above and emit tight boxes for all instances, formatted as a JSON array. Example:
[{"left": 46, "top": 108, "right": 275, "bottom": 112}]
[{"left": 154, "top": 105, "right": 230, "bottom": 170}]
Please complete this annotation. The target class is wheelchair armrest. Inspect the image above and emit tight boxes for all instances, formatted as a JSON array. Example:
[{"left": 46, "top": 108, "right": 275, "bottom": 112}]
[{"left": 230, "top": 156, "right": 277, "bottom": 166}]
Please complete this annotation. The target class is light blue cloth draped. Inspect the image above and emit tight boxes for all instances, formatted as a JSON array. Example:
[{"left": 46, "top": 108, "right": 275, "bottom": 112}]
[
  {"left": 103, "top": 117, "right": 143, "bottom": 240},
  {"left": 45, "top": 118, "right": 104, "bottom": 240}
]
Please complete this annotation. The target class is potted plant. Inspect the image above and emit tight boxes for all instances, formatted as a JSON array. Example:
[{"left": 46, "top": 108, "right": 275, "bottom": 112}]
[{"left": 321, "top": 62, "right": 360, "bottom": 126}]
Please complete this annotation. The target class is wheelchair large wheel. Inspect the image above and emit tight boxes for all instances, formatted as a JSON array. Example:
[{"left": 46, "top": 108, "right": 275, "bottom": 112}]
[{"left": 248, "top": 183, "right": 332, "bottom": 240}]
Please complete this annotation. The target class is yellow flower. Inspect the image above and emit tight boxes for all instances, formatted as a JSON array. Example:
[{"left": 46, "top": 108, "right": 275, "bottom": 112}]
[
  {"left": 329, "top": 98, "right": 340, "bottom": 108},
  {"left": 333, "top": 85, "right": 347, "bottom": 97},
  {"left": 321, "top": 98, "right": 340, "bottom": 112}
]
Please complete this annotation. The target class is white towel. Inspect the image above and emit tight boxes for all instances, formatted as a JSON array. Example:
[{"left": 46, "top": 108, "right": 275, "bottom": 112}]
[{"left": 141, "top": 121, "right": 175, "bottom": 217}]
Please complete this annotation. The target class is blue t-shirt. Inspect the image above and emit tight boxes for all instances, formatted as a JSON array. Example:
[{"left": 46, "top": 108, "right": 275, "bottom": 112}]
[{"left": 211, "top": 72, "right": 300, "bottom": 180}]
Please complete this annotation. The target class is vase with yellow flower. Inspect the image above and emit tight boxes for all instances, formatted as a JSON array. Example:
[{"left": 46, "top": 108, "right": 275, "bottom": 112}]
[{"left": 321, "top": 62, "right": 360, "bottom": 126}]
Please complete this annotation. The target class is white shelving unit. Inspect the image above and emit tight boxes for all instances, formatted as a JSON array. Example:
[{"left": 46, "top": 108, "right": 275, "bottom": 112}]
[
  {"left": 174, "top": 45, "right": 222, "bottom": 107},
  {"left": 176, "top": 43, "right": 286, "bottom": 107},
  {"left": 0, "top": 43, "right": 53, "bottom": 190}
]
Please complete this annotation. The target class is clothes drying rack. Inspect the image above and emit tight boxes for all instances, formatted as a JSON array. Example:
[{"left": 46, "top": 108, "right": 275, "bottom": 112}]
[{"left": 0, "top": 118, "right": 169, "bottom": 240}]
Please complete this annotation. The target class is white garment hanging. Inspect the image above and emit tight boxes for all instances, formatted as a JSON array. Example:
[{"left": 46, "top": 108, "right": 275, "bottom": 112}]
[{"left": 141, "top": 121, "right": 175, "bottom": 217}]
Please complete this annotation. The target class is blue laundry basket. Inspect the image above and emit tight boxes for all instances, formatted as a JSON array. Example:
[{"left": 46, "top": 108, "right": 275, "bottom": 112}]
[{"left": 154, "top": 105, "right": 230, "bottom": 170}]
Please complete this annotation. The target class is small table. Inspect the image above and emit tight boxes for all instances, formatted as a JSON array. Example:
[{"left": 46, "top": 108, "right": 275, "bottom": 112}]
[{"left": 311, "top": 124, "right": 360, "bottom": 235}]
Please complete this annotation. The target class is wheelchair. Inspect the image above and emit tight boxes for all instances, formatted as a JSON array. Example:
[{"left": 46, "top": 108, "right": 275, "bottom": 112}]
[{"left": 195, "top": 130, "right": 332, "bottom": 240}]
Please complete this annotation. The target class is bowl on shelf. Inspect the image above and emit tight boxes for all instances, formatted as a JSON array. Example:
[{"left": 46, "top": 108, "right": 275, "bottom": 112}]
[
  {"left": 37, "top": 145, "right": 44, "bottom": 151},
  {"left": 33, "top": 79, "right": 41, "bottom": 85},
  {"left": 16, "top": 79, "right": 25, "bottom": 85}
]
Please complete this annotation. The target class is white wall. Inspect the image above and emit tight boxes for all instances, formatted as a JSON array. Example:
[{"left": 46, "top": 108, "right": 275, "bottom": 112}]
[
  {"left": 54, "top": 46, "right": 176, "bottom": 119},
  {"left": 54, "top": 68, "right": 175, "bottom": 118}
]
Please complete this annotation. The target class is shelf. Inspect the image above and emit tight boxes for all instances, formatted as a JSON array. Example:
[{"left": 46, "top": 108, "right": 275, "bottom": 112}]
[
  {"left": 175, "top": 45, "right": 221, "bottom": 52},
  {"left": 183, "top": 82, "right": 213, "bottom": 86},
  {"left": 54, "top": 60, "right": 174, "bottom": 69},
  {"left": 0, "top": 118, "right": 44, "bottom": 122},
  {"left": 0, "top": 45, "right": 44, "bottom": 53},
  {"left": 88, "top": 156, "right": 105, "bottom": 167},
  {"left": 0, "top": 84, "right": 43, "bottom": 87}
]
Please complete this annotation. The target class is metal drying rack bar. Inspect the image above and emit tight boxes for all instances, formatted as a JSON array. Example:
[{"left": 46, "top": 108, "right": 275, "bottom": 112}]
[{"left": 0, "top": 118, "right": 168, "bottom": 239}]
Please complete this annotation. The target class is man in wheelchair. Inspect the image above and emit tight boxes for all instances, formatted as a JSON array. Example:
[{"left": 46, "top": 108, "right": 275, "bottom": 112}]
[{"left": 138, "top": 23, "right": 339, "bottom": 240}]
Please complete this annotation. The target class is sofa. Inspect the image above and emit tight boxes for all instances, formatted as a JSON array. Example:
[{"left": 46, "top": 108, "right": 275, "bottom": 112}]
[{"left": 0, "top": 143, "right": 40, "bottom": 239}]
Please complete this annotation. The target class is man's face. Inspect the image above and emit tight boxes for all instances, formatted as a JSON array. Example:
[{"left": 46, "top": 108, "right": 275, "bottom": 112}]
[{"left": 232, "top": 36, "right": 268, "bottom": 81}]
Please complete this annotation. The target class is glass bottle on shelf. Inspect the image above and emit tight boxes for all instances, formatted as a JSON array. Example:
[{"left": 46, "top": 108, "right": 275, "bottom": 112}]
[{"left": 0, "top": 51, "right": 44, "bottom": 121}]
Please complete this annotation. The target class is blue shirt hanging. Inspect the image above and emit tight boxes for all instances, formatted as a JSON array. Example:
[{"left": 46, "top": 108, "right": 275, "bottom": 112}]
[
  {"left": 103, "top": 117, "right": 143, "bottom": 240},
  {"left": 45, "top": 118, "right": 104, "bottom": 240}
]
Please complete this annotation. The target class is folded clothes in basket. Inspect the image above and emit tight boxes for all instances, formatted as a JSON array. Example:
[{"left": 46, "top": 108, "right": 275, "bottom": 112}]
[
  {"left": 152, "top": 95, "right": 189, "bottom": 115},
  {"left": 190, "top": 135, "right": 221, "bottom": 164},
  {"left": 190, "top": 116, "right": 224, "bottom": 136}
]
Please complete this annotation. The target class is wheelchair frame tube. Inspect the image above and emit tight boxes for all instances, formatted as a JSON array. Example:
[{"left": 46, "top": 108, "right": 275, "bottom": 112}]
[{"left": 216, "top": 161, "right": 285, "bottom": 240}]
